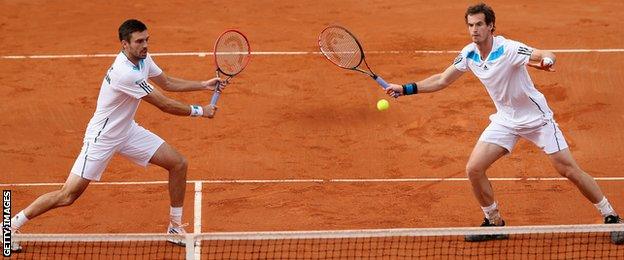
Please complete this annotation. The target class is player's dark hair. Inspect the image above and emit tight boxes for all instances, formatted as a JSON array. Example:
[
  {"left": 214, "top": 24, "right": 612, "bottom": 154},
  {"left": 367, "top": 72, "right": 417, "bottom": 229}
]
[
  {"left": 465, "top": 3, "right": 496, "bottom": 33},
  {"left": 118, "top": 19, "right": 147, "bottom": 42}
]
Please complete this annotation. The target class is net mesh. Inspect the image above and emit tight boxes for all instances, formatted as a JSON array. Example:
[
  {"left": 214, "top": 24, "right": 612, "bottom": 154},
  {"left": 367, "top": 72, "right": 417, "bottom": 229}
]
[
  {"left": 13, "top": 241, "right": 186, "bottom": 259},
  {"left": 214, "top": 30, "right": 250, "bottom": 76},
  {"left": 200, "top": 233, "right": 623, "bottom": 259},
  {"left": 10, "top": 234, "right": 188, "bottom": 259},
  {"left": 11, "top": 224, "right": 624, "bottom": 259},
  {"left": 318, "top": 26, "right": 363, "bottom": 69}
]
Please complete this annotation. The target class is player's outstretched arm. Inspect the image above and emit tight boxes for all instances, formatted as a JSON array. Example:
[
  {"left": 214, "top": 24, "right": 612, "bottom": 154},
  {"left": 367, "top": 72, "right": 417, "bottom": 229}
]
[
  {"left": 385, "top": 65, "right": 464, "bottom": 98},
  {"left": 142, "top": 87, "right": 217, "bottom": 118},
  {"left": 527, "top": 49, "right": 556, "bottom": 72},
  {"left": 150, "top": 72, "right": 225, "bottom": 92}
]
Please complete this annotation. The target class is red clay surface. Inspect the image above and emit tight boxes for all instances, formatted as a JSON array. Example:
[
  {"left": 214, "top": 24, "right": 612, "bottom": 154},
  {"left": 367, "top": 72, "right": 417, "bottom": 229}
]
[{"left": 2, "top": 0, "right": 624, "bottom": 238}]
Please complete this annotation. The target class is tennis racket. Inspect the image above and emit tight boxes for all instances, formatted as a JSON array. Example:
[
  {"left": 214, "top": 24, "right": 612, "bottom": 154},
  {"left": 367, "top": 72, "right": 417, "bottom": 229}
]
[
  {"left": 318, "top": 25, "right": 395, "bottom": 95},
  {"left": 210, "top": 29, "right": 251, "bottom": 106}
]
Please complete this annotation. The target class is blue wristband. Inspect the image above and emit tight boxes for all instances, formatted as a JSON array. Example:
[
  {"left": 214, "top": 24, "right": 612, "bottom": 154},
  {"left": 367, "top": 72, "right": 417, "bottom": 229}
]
[{"left": 402, "top": 83, "right": 418, "bottom": 95}]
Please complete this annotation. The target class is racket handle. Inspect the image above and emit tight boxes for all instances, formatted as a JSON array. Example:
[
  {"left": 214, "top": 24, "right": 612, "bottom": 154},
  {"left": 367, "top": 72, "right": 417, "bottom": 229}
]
[
  {"left": 209, "top": 82, "right": 221, "bottom": 106},
  {"left": 210, "top": 91, "right": 221, "bottom": 106},
  {"left": 374, "top": 75, "right": 400, "bottom": 98},
  {"left": 373, "top": 75, "right": 390, "bottom": 89}
]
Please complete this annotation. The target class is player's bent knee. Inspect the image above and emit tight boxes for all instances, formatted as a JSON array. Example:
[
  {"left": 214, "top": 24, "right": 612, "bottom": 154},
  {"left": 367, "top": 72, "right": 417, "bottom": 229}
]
[
  {"left": 56, "top": 192, "right": 81, "bottom": 207},
  {"left": 168, "top": 155, "right": 188, "bottom": 174},
  {"left": 465, "top": 164, "right": 486, "bottom": 179},
  {"left": 557, "top": 165, "right": 582, "bottom": 179},
  {"left": 175, "top": 156, "right": 188, "bottom": 171}
]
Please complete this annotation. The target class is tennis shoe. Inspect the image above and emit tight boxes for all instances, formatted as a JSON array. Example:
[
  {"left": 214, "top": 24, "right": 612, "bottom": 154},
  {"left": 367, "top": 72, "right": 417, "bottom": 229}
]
[
  {"left": 604, "top": 215, "right": 624, "bottom": 245},
  {"left": 464, "top": 218, "right": 509, "bottom": 242},
  {"left": 167, "top": 222, "right": 188, "bottom": 247}
]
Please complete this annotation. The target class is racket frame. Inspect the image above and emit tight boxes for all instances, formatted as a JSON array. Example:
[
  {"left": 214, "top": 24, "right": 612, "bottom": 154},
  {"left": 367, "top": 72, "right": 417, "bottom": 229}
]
[
  {"left": 318, "top": 25, "right": 390, "bottom": 90},
  {"left": 210, "top": 29, "right": 251, "bottom": 106}
]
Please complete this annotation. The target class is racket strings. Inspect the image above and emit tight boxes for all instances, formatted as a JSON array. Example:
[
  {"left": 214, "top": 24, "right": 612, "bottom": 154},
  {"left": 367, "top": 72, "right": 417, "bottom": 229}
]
[
  {"left": 319, "top": 27, "right": 362, "bottom": 69},
  {"left": 215, "top": 32, "right": 250, "bottom": 76}
]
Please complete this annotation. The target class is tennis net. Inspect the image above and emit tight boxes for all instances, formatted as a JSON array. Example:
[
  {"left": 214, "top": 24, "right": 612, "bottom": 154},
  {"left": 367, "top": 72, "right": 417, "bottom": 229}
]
[{"left": 11, "top": 224, "right": 624, "bottom": 259}]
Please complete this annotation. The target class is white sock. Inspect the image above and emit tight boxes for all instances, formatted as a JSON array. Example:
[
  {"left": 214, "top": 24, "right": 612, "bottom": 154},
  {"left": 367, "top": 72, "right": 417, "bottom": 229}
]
[
  {"left": 481, "top": 201, "right": 502, "bottom": 223},
  {"left": 11, "top": 211, "right": 29, "bottom": 230},
  {"left": 170, "top": 206, "right": 183, "bottom": 225},
  {"left": 594, "top": 197, "right": 617, "bottom": 217}
]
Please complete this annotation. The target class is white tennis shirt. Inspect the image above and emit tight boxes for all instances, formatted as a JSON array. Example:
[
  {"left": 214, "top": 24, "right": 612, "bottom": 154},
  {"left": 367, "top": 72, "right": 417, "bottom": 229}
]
[
  {"left": 453, "top": 35, "right": 553, "bottom": 129},
  {"left": 83, "top": 52, "right": 162, "bottom": 145}
]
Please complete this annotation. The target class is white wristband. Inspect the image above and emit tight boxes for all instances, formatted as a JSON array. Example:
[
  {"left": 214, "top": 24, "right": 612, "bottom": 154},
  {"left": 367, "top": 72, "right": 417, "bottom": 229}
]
[
  {"left": 542, "top": 57, "right": 554, "bottom": 66},
  {"left": 190, "top": 105, "right": 203, "bottom": 117}
]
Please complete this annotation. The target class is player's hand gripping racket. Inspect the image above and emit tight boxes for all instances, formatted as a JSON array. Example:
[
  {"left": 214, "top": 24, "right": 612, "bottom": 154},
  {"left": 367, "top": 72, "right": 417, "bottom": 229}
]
[
  {"left": 210, "top": 29, "right": 251, "bottom": 106},
  {"left": 318, "top": 25, "right": 397, "bottom": 97}
]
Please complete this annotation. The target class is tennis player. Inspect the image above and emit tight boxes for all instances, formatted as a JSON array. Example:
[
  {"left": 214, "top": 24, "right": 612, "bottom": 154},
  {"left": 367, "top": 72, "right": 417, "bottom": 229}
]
[
  {"left": 10, "top": 19, "right": 221, "bottom": 250},
  {"left": 384, "top": 3, "right": 622, "bottom": 243}
]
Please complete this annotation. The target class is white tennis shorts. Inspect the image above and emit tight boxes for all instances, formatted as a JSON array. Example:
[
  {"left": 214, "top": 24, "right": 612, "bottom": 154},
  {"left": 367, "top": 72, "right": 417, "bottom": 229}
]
[
  {"left": 478, "top": 119, "right": 568, "bottom": 154},
  {"left": 70, "top": 124, "right": 164, "bottom": 181}
]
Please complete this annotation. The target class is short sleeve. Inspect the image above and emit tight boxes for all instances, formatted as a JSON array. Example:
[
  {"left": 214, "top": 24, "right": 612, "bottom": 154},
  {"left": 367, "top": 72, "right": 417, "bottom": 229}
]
[
  {"left": 452, "top": 52, "right": 468, "bottom": 72},
  {"left": 506, "top": 40, "right": 533, "bottom": 67},
  {"left": 453, "top": 44, "right": 473, "bottom": 72},
  {"left": 113, "top": 72, "right": 154, "bottom": 99},
  {"left": 146, "top": 55, "right": 163, "bottom": 77}
]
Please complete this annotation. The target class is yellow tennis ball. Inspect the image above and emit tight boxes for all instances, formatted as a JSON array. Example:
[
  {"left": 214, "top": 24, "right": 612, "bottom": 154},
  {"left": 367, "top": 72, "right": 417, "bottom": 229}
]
[{"left": 376, "top": 99, "right": 389, "bottom": 111}]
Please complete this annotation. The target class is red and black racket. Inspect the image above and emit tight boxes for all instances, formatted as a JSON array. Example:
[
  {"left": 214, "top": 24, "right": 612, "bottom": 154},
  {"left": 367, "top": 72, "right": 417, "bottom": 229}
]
[
  {"left": 210, "top": 30, "right": 251, "bottom": 106},
  {"left": 318, "top": 25, "right": 394, "bottom": 94}
]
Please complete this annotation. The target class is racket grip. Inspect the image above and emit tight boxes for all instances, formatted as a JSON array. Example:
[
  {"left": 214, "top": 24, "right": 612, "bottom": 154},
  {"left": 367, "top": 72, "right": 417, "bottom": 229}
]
[
  {"left": 210, "top": 91, "right": 221, "bottom": 106},
  {"left": 373, "top": 76, "right": 390, "bottom": 89},
  {"left": 210, "top": 82, "right": 222, "bottom": 106}
]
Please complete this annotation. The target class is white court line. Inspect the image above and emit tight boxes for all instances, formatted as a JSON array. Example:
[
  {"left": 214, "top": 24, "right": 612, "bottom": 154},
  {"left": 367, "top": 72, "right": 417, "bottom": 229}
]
[
  {"left": 2, "top": 177, "right": 624, "bottom": 187},
  {"left": 2, "top": 48, "right": 624, "bottom": 59},
  {"left": 193, "top": 181, "right": 202, "bottom": 259}
]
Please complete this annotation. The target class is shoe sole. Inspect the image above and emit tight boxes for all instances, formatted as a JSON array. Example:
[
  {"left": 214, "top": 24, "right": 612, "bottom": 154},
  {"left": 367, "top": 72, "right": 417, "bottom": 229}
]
[
  {"left": 167, "top": 229, "right": 186, "bottom": 247},
  {"left": 166, "top": 239, "right": 186, "bottom": 247}
]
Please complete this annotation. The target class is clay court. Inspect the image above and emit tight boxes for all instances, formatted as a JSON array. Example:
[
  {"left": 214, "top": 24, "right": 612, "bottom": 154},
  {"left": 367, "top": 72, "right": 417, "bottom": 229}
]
[{"left": 2, "top": 0, "right": 624, "bottom": 256}]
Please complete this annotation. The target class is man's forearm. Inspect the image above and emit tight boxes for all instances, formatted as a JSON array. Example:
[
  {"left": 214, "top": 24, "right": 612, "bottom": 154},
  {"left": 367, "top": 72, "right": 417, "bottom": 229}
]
[
  {"left": 157, "top": 97, "right": 193, "bottom": 115},
  {"left": 530, "top": 49, "right": 556, "bottom": 63},
  {"left": 417, "top": 74, "right": 448, "bottom": 93},
  {"left": 165, "top": 76, "right": 205, "bottom": 92}
]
